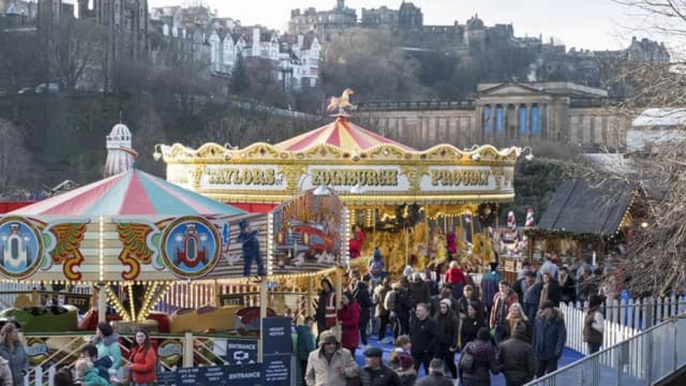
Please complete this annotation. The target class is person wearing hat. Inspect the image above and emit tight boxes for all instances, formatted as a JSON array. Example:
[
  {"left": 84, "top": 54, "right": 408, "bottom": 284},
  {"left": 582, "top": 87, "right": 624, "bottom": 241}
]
[
  {"left": 532, "top": 301, "right": 566, "bottom": 377},
  {"left": 305, "top": 330, "right": 359, "bottom": 386},
  {"left": 359, "top": 347, "right": 402, "bottom": 386},
  {"left": 236, "top": 218, "right": 265, "bottom": 278},
  {"left": 433, "top": 298, "right": 459, "bottom": 379}
]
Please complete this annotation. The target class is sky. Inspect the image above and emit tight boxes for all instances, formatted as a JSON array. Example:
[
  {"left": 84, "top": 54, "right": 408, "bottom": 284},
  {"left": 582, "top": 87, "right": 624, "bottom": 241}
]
[{"left": 146, "top": 0, "right": 667, "bottom": 51}]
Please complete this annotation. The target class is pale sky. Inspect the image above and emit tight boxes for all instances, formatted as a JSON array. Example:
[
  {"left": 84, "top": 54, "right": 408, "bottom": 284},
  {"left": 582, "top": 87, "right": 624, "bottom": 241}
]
[{"left": 147, "top": 0, "right": 668, "bottom": 51}]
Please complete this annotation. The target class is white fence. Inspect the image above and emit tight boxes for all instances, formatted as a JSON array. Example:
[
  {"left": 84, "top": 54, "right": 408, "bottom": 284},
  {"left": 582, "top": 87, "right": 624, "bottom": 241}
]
[{"left": 559, "top": 295, "right": 686, "bottom": 355}]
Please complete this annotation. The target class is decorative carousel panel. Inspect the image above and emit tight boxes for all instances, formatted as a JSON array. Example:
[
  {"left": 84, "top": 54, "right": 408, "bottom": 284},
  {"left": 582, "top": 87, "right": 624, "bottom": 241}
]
[
  {"left": 108, "top": 213, "right": 268, "bottom": 281},
  {"left": 270, "top": 190, "right": 346, "bottom": 275}
]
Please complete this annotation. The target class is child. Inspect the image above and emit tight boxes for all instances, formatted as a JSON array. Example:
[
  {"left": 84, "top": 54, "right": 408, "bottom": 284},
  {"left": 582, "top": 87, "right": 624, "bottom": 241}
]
[
  {"left": 389, "top": 335, "right": 416, "bottom": 386},
  {"left": 74, "top": 358, "right": 109, "bottom": 386}
]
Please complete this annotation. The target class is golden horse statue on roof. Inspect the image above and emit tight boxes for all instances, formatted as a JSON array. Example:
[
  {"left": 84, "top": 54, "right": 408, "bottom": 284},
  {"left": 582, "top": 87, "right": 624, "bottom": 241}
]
[{"left": 327, "top": 88, "right": 355, "bottom": 114}]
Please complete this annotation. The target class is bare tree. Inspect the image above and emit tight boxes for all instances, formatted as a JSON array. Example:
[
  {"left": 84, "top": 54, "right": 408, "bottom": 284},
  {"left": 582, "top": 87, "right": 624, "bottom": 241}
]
[
  {"left": 0, "top": 119, "right": 33, "bottom": 193},
  {"left": 601, "top": 0, "right": 686, "bottom": 295},
  {"left": 52, "top": 18, "right": 104, "bottom": 92}
]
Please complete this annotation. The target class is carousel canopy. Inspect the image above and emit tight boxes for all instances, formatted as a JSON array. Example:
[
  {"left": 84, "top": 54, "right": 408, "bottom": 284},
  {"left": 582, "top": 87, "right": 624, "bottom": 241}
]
[
  {"left": 276, "top": 116, "right": 415, "bottom": 152},
  {"left": 11, "top": 169, "right": 246, "bottom": 216}
]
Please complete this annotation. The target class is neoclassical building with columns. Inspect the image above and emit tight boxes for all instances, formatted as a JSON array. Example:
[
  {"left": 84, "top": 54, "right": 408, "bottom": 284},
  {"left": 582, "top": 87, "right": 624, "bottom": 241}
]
[{"left": 357, "top": 81, "right": 630, "bottom": 151}]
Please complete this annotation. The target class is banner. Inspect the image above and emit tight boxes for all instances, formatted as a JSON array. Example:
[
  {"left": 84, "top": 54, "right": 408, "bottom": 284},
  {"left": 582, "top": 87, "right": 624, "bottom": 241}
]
[{"left": 262, "top": 317, "right": 293, "bottom": 356}]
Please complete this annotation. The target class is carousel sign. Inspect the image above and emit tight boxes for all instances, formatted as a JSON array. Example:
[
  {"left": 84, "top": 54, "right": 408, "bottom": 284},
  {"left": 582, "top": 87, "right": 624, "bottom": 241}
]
[{"left": 301, "top": 166, "right": 409, "bottom": 192}]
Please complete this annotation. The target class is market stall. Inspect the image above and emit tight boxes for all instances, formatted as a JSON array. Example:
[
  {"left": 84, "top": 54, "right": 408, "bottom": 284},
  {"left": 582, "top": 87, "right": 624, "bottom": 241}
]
[
  {"left": 156, "top": 105, "right": 526, "bottom": 275},
  {"left": 526, "top": 179, "right": 649, "bottom": 267}
]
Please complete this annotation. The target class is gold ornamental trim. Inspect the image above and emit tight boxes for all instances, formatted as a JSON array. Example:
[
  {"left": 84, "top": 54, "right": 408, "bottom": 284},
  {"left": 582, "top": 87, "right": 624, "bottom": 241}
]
[{"left": 156, "top": 142, "right": 523, "bottom": 166}]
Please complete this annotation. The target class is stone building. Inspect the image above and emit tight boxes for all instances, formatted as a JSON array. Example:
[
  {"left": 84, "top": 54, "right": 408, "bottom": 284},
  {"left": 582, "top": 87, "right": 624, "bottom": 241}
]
[
  {"left": 289, "top": 0, "right": 356, "bottom": 42},
  {"left": 357, "top": 81, "right": 630, "bottom": 151}
]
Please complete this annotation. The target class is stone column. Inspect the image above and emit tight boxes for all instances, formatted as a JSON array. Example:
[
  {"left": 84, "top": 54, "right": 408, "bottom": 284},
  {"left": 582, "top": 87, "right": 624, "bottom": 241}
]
[
  {"left": 525, "top": 104, "right": 531, "bottom": 139},
  {"left": 542, "top": 103, "right": 549, "bottom": 139},
  {"left": 515, "top": 104, "right": 520, "bottom": 140}
]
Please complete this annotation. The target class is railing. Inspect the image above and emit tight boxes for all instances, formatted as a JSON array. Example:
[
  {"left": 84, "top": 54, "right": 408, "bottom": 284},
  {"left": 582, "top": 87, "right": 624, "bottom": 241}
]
[
  {"left": 526, "top": 314, "right": 686, "bottom": 386},
  {"left": 559, "top": 296, "right": 686, "bottom": 355}
]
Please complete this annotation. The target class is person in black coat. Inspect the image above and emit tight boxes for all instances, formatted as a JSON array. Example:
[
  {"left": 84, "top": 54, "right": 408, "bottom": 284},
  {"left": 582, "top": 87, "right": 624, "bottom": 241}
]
[
  {"left": 559, "top": 266, "right": 577, "bottom": 305},
  {"left": 434, "top": 299, "right": 459, "bottom": 379},
  {"left": 409, "top": 303, "right": 440, "bottom": 374},
  {"left": 354, "top": 278, "right": 374, "bottom": 346},
  {"left": 460, "top": 301, "right": 485, "bottom": 348}
]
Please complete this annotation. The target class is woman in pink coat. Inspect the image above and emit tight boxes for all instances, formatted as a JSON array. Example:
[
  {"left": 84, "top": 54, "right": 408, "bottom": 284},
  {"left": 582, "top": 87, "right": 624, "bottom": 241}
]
[{"left": 337, "top": 291, "right": 361, "bottom": 358}]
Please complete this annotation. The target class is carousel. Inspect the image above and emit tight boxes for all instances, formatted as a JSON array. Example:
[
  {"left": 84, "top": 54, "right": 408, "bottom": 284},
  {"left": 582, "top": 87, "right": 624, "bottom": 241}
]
[{"left": 156, "top": 90, "right": 528, "bottom": 275}]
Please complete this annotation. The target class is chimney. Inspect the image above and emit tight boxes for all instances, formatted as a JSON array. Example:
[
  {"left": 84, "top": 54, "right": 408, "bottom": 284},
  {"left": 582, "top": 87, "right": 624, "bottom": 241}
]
[{"left": 297, "top": 34, "right": 304, "bottom": 48}]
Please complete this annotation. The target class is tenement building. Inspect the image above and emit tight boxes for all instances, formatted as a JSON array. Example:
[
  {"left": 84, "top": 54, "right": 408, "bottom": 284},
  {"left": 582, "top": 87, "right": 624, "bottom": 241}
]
[{"left": 357, "top": 81, "right": 630, "bottom": 151}]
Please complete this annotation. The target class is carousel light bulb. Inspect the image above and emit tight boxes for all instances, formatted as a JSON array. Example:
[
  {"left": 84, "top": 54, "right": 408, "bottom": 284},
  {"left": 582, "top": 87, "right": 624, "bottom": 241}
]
[
  {"left": 199, "top": 234, "right": 208, "bottom": 242},
  {"left": 175, "top": 234, "right": 183, "bottom": 243}
]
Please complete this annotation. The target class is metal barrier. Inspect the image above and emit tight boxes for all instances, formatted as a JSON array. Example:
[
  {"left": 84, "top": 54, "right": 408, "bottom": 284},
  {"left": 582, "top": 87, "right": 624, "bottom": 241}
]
[{"left": 526, "top": 315, "right": 686, "bottom": 386}]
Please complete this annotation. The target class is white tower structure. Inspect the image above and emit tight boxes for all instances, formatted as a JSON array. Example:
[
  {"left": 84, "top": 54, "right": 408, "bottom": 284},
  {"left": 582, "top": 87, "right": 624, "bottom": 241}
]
[{"left": 104, "top": 122, "right": 137, "bottom": 177}]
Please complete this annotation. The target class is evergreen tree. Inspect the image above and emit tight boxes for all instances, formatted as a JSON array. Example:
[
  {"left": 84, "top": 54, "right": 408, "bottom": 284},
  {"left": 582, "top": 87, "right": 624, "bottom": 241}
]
[{"left": 229, "top": 53, "right": 250, "bottom": 95}]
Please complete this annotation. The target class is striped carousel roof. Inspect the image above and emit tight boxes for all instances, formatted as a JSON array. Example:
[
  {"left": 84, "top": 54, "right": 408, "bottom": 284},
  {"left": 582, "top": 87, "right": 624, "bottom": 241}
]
[
  {"left": 275, "top": 116, "right": 415, "bottom": 152},
  {"left": 10, "top": 169, "right": 246, "bottom": 216}
]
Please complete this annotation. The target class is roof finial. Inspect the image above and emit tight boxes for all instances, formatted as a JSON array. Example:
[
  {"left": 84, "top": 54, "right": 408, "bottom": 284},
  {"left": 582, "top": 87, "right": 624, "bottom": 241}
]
[
  {"left": 119, "top": 111, "right": 123, "bottom": 124},
  {"left": 326, "top": 88, "right": 355, "bottom": 118}
]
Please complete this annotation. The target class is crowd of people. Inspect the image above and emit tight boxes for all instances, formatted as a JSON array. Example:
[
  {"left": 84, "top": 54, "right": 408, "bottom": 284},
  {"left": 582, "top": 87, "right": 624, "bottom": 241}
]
[
  {"left": 303, "top": 255, "right": 608, "bottom": 386},
  {"left": 0, "top": 320, "right": 159, "bottom": 386}
]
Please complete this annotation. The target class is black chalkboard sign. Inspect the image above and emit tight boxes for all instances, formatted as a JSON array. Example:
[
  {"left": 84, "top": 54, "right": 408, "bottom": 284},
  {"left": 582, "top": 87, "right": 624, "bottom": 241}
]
[
  {"left": 262, "top": 354, "right": 291, "bottom": 386},
  {"left": 262, "top": 317, "right": 292, "bottom": 355},
  {"left": 156, "top": 370, "right": 178, "bottom": 386}
]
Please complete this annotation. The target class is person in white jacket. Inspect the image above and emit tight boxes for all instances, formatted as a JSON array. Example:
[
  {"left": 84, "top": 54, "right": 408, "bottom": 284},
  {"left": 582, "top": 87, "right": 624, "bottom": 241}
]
[{"left": 583, "top": 294, "right": 605, "bottom": 354}]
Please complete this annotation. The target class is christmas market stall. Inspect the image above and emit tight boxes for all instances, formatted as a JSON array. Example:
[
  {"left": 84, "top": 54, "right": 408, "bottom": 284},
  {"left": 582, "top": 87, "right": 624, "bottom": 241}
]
[
  {"left": 526, "top": 179, "right": 650, "bottom": 267},
  {"left": 156, "top": 93, "right": 528, "bottom": 277}
]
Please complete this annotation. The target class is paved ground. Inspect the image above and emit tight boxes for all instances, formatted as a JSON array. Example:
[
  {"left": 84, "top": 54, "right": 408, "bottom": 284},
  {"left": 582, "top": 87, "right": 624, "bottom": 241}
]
[{"left": 354, "top": 334, "right": 585, "bottom": 385}]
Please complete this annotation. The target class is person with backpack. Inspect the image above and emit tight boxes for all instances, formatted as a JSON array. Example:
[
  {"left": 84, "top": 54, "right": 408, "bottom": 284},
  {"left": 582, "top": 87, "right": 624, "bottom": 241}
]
[
  {"left": 125, "top": 329, "right": 157, "bottom": 386},
  {"left": 459, "top": 327, "right": 499, "bottom": 386}
]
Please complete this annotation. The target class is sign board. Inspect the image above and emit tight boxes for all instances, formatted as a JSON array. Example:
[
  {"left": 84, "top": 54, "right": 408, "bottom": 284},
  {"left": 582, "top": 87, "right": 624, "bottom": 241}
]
[
  {"left": 299, "top": 165, "right": 409, "bottom": 192},
  {"left": 262, "top": 354, "right": 291, "bottom": 386},
  {"left": 200, "top": 165, "right": 287, "bottom": 191},
  {"left": 218, "top": 293, "right": 245, "bottom": 306},
  {"left": 156, "top": 370, "right": 178, "bottom": 386},
  {"left": 63, "top": 293, "right": 91, "bottom": 313},
  {"left": 225, "top": 363, "right": 263, "bottom": 386},
  {"left": 177, "top": 367, "right": 202, "bottom": 385},
  {"left": 224, "top": 339, "right": 258, "bottom": 365},
  {"left": 419, "top": 166, "right": 513, "bottom": 193},
  {"left": 262, "top": 317, "right": 293, "bottom": 355}
]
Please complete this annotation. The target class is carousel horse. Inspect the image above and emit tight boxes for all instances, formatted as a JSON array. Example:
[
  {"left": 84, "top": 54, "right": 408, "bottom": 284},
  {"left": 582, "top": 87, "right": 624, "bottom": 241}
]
[{"left": 326, "top": 88, "right": 355, "bottom": 112}]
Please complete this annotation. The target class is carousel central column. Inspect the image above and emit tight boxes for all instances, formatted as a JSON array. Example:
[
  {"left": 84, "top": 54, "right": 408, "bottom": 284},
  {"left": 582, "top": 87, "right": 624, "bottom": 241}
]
[{"left": 97, "top": 283, "right": 106, "bottom": 324}]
